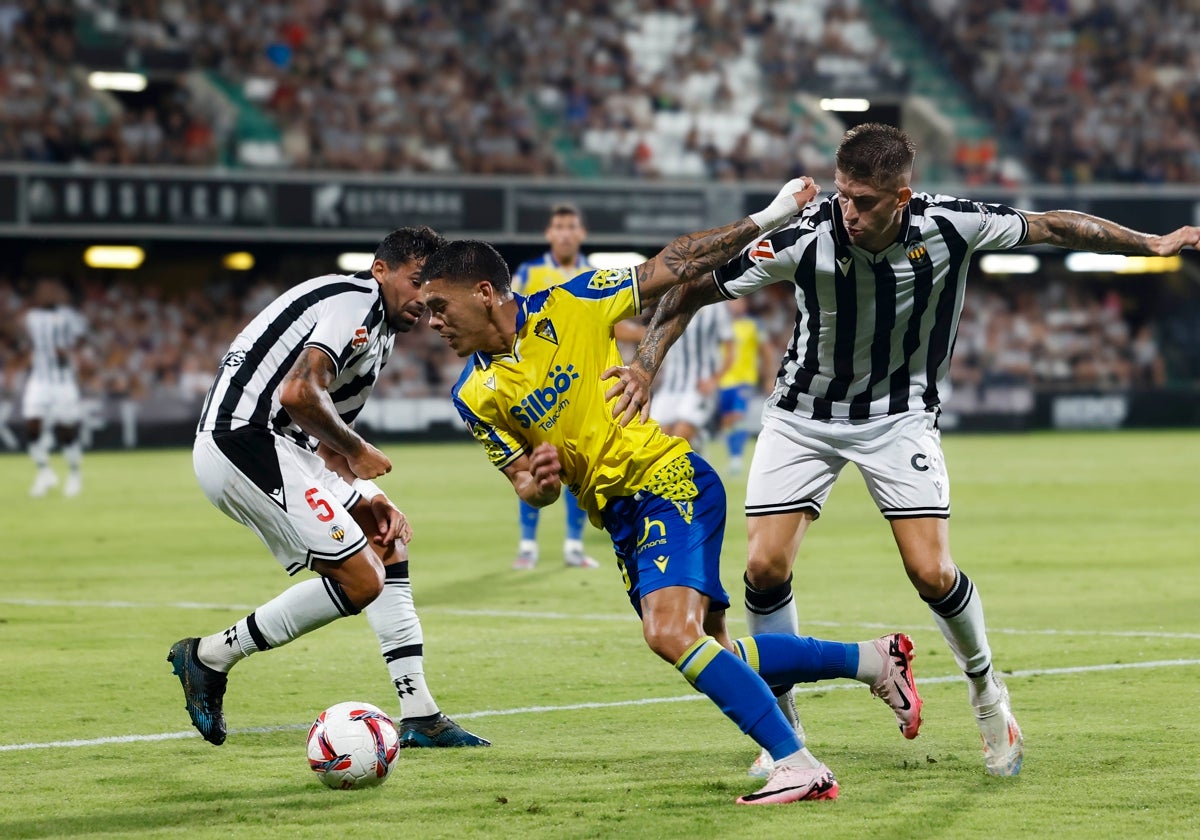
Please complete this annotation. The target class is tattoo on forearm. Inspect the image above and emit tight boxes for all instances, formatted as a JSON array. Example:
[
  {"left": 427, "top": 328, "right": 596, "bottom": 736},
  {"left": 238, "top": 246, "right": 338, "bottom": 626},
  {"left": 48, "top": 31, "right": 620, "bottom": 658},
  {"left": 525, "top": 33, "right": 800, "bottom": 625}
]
[
  {"left": 283, "top": 350, "right": 360, "bottom": 453},
  {"left": 1036, "top": 211, "right": 1154, "bottom": 254},
  {"left": 633, "top": 286, "right": 696, "bottom": 376},
  {"left": 659, "top": 217, "right": 760, "bottom": 282}
]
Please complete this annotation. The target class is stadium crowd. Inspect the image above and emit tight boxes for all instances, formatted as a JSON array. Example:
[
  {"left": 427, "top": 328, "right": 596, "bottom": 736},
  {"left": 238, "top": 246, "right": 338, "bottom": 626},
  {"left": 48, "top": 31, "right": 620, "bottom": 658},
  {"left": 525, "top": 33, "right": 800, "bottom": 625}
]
[
  {"left": 0, "top": 273, "right": 1173, "bottom": 417},
  {"left": 902, "top": 0, "right": 1200, "bottom": 184},
  {"left": 6, "top": 0, "right": 1197, "bottom": 184},
  {"left": 1, "top": 0, "right": 896, "bottom": 180}
]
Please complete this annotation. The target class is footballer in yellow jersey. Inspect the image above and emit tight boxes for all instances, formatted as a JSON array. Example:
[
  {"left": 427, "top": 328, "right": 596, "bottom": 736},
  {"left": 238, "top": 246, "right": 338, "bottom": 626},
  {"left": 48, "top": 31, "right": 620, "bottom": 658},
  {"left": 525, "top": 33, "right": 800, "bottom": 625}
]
[
  {"left": 420, "top": 199, "right": 925, "bottom": 807},
  {"left": 717, "top": 297, "right": 768, "bottom": 474},
  {"left": 450, "top": 268, "right": 689, "bottom": 527},
  {"left": 509, "top": 203, "right": 597, "bottom": 570}
]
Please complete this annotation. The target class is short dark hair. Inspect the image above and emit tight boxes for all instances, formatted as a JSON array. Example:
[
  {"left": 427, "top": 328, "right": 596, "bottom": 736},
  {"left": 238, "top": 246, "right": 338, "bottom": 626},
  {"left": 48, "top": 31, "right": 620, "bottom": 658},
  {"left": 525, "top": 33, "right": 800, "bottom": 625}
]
[
  {"left": 549, "top": 202, "right": 584, "bottom": 226},
  {"left": 374, "top": 226, "right": 446, "bottom": 268},
  {"left": 419, "top": 239, "right": 512, "bottom": 295},
  {"left": 834, "top": 123, "right": 917, "bottom": 188}
]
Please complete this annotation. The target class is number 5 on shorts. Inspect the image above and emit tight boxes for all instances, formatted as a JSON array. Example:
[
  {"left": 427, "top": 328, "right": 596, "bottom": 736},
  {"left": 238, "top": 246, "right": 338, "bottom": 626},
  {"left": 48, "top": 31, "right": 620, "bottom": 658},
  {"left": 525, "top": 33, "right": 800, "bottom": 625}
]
[{"left": 304, "top": 487, "right": 335, "bottom": 522}]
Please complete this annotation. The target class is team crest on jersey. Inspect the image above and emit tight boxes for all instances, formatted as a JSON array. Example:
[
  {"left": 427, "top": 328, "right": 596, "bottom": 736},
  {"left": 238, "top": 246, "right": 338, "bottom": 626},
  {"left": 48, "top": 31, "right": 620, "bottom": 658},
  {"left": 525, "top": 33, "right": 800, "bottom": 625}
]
[
  {"left": 587, "top": 267, "right": 630, "bottom": 290},
  {"left": 328, "top": 524, "right": 345, "bottom": 543},
  {"left": 749, "top": 239, "right": 776, "bottom": 263},
  {"left": 905, "top": 242, "right": 930, "bottom": 265},
  {"left": 220, "top": 350, "right": 245, "bottom": 368},
  {"left": 533, "top": 317, "right": 559, "bottom": 345},
  {"left": 352, "top": 327, "right": 369, "bottom": 348}
]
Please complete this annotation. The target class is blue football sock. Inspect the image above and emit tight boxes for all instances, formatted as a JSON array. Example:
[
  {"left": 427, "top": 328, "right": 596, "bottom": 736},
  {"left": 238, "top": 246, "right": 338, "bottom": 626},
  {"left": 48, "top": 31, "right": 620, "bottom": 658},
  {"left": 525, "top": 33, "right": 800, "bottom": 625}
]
[
  {"left": 734, "top": 634, "right": 859, "bottom": 685},
  {"left": 676, "top": 636, "right": 801, "bottom": 760},
  {"left": 518, "top": 499, "right": 539, "bottom": 542},
  {"left": 564, "top": 491, "right": 587, "bottom": 541},
  {"left": 727, "top": 428, "right": 748, "bottom": 458}
]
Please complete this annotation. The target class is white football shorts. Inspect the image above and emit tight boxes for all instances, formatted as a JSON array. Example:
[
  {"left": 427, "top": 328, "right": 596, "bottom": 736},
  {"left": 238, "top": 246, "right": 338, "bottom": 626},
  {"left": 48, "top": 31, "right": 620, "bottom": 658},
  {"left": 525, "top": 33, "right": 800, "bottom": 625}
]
[
  {"left": 22, "top": 378, "right": 82, "bottom": 425},
  {"left": 651, "top": 388, "right": 717, "bottom": 430},
  {"left": 745, "top": 406, "right": 950, "bottom": 520},
  {"left": 194, "top": 429, "right": 368, "bottom": 574}
]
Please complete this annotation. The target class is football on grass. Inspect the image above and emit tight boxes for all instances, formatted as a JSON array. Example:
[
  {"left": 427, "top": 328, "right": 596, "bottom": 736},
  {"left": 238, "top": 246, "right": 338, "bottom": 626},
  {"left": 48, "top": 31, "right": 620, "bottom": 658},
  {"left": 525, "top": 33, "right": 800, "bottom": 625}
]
[{"left": 306, "top": 701, "right": 400, "bottom": 789}]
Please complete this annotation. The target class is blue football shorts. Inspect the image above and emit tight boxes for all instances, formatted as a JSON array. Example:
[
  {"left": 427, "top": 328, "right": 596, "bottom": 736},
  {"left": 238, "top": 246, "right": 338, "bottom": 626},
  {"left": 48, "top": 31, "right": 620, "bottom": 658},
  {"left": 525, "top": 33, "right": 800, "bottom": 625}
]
[{"left": 600, "top": 452, "right": 730, "bottom": 616}]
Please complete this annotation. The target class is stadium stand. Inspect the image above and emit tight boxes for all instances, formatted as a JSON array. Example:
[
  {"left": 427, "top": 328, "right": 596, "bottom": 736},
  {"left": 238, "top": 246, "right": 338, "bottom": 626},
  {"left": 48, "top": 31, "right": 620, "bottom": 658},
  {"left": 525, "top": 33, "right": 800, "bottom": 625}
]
[{"left": 898, "top": 0, "right": 1200, "bottom": 185}]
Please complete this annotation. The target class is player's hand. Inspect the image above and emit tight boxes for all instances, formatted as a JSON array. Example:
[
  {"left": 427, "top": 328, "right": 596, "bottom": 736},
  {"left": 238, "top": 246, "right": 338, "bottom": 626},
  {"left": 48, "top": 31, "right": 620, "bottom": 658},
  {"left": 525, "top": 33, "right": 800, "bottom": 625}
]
[
  {"left": 1151, "top": 226, "right": 1200, "bottom": 255},
  {"left": 348, "top": 441, "right": 392, "bottom": 480},
  {"left": 369, "top": 494, "right": 412, "bottom": 546},
  {"left": 602, "top": 364, "right": 652, "bottom": 426},
  {"left": 751, "top": 176, "right": 822, "bottom": 232},
  {"left": 527, "top": 442, "right": 563, "bottom": 502}
]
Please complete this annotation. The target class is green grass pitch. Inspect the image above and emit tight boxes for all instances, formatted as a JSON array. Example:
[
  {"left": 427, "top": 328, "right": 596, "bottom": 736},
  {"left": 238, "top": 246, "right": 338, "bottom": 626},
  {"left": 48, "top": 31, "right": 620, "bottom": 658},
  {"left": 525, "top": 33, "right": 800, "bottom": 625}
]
[{"left": 2, "top": 431, "right": 1198, "bottom": 839}]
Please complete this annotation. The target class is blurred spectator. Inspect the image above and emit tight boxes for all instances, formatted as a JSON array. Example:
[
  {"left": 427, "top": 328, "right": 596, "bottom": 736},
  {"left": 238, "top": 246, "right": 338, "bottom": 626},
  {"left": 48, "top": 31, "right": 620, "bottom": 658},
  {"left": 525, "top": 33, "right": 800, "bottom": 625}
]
[{"left": 902, "top": 0, "right": 1200, "bottom": 184}]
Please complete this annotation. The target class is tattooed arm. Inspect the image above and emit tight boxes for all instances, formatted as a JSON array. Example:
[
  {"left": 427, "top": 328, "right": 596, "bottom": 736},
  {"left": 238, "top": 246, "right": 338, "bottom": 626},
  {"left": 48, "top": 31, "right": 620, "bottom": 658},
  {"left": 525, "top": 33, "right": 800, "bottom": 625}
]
[
  {"left": 603, "top": 177, "right": 819, "bottom": 423},
  {"left": 634, "top": 178, "right": 820, "bottom": 306},
  {"left": 278, "top": 347, "right": 392, "bottom": 478},
  {"left": 1021, "top": 210, "right": 1200, "bottom": 255},
  {"left": 603, "top": 280, "right": 728, "bottom": 425}
]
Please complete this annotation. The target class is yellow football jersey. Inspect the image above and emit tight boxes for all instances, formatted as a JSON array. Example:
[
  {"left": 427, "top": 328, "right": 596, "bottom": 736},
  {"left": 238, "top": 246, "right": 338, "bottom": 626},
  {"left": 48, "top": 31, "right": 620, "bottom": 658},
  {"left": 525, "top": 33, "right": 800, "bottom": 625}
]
[
  {"left": 511, "top": 251, "right": 592, "bottom": 296},
  {"left": 453, "top": 267, "right": 690, "bottom": 526},
  {"left": 719, "top": 316, "right": 761, "bottom": 389}
]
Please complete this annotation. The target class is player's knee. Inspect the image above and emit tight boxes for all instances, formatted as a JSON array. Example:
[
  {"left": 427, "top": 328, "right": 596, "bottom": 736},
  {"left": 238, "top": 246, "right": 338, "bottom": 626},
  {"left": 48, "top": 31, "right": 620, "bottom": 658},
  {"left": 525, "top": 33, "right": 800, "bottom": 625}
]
[
  {"left": 643, "top": 615, "right": 706, "bottom": 664},
  {"left": 906, "top": 559, "right": 956, "bottom": 599},
  {"left": 745, "top": 554, "right": 791, "bottom": 590},
  {"left": 343, "top": 563, "right": 385, "bottom": 610}
]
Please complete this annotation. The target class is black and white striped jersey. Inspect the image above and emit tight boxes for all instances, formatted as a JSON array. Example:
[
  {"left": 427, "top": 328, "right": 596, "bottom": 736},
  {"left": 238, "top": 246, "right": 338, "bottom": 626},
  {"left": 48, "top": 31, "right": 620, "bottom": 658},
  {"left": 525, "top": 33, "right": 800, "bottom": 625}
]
[
  {"left": 24, "top": 305, "right": 86, "bottom": 386},
  {"left": 714, "top": 193, "right": 1028, "bottom": 420},
  {"left": 657, "top": 301, "right": 734, "bottom": 393},
  {"left": 197, "top": 272, "right": 392, "bottom": 450}
]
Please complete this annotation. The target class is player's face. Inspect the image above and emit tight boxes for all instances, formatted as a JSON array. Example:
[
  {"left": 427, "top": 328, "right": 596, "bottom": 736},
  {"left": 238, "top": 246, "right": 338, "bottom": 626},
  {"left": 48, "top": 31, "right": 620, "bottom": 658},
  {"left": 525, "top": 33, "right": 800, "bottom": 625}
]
[
  {"left": 422, "top": 277, "right": 504, "bottom": 357},
  {"left": 833, "top": 170, "right": 912, "bottom": 253},
  {"left": 374, "top": 258, "right": 427, "bottom": 333},
  {"left": 545, "top": 214, "right": 585, "bottom": 264}
]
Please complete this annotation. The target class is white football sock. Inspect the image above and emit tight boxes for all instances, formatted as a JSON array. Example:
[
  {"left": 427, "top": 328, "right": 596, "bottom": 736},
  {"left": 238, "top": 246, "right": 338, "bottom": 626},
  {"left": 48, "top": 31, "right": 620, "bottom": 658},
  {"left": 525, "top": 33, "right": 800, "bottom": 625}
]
[
  {"left": 197, "top": 577, "right": 356, "bottom": 672},
  {"left": 366, "top": 560, "right": 440, "bottom": 719}
]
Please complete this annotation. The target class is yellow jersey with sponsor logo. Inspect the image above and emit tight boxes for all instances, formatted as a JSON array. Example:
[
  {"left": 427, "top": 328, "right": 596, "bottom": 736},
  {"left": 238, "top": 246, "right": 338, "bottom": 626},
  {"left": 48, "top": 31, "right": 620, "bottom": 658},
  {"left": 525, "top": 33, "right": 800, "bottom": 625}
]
[
  {"left": 511, "top": 251, "right": 592, "bottom": 296},
  {"left": 452, "top": 267, "right": 691, "bottom": 526},
  {"left": 719, "top": 315, "right": 761, "bottom": 389}
]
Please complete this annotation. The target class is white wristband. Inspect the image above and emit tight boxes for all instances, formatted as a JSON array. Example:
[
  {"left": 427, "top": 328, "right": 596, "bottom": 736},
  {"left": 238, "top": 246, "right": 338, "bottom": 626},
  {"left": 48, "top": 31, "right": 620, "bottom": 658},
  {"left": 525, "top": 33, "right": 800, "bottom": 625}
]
[
  {"left": 749, "top": 177, "right": 813, "bottom": 232},
  {"left": 353, "top": 478, "right": 384, "bottom": 501}
]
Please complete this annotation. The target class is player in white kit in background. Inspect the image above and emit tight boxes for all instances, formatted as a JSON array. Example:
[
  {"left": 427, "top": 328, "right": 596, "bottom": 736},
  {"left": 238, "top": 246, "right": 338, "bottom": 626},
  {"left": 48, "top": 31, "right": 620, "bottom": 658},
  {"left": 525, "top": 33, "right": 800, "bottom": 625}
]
[{"left": 22, "top": 279, "right": 88, "bottom": 498}]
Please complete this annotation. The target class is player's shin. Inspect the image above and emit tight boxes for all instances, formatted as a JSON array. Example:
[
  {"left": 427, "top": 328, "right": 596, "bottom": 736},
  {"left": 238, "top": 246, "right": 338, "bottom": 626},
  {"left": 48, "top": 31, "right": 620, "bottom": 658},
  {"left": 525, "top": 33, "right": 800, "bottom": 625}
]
[
  {"left": 733, "top": 634, "right": 861, "bottom": 685},
  {"left": 365, "top": 560, "right": 439, "bottom": 719},
  {"left": 197, "top": 577, "right": 358, "bottom": 672},
  {"left": 922, "top": 567, "right": 998, "bottom": 705},
  {"left": 675, "top": 636, "right": 819, "bottom": 767}
]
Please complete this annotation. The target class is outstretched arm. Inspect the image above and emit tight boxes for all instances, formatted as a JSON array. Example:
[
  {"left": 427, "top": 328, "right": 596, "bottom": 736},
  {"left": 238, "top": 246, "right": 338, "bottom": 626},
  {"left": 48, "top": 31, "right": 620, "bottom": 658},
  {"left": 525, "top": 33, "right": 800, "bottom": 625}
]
[
  {"left": 634, "top": 177, "right": 820, "bottom": 306},
  {"left": 603, "top": 177, "right": 820, "bottom": 424},
  {"left": 1021, "top": 210, "right": 1200, "bottom": 255}
]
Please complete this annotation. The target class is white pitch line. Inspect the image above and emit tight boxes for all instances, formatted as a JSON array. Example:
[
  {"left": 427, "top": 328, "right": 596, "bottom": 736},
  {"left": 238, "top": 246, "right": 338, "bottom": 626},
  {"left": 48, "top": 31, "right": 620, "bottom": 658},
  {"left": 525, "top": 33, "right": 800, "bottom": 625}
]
[
  {"left": 3, "top": 599, "right": 1199, "bottom": 641},
  {"left": 2, "top": 658, "right": 1198, "bottom": 754}
]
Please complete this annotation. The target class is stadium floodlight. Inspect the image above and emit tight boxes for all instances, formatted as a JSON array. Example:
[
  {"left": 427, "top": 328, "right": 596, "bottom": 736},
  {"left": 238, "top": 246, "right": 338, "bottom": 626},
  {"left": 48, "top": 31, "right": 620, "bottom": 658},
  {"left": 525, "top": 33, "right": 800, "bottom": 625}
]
[
  {"left": 87, "top": 71, "right": 148, "bottom": 92},
  {"left": 1065, "top": 252, "right": 1129, "bottom": 273},
  {"left": 819, "top": 98, "right": 871, "bottom": 112},
  {"left": 337, "top": 252, "right": 375, "bottom": 272},
  {"left": 222, "top": 252, "right": 255, "bottom": 271},
  {"left": 84, "top": 246, "right": 145, "bottom": 269},
  {"left": 588, "top": 252, "right": 649, "bottom": 270},
  {"left": 1064, "top": 253, "right": 1181, "bottom": 274},
  {"left": 979, "top": 254, "right": 1040, "bottom": 275},
  {"left": 1116, "top": 255, "right": 1182, "bottom": 274}
]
